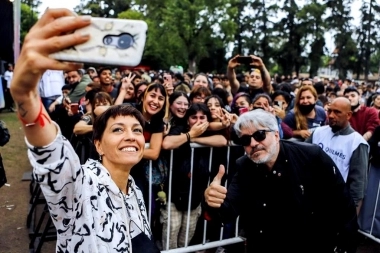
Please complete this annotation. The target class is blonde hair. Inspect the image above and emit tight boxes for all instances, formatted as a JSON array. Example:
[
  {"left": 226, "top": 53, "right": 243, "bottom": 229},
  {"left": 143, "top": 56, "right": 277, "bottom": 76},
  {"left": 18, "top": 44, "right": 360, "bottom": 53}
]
[{"left": 294, "top": 85, "right": 317, "bottom": 130}]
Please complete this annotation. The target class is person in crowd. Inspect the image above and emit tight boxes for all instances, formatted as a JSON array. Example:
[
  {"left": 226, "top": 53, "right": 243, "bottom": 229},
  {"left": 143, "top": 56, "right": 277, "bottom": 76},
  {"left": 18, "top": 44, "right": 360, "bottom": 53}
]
[
  {"left": 230, "top": 92, "right": 251, "bottom": 116},
  {"left": 3, "top": 63, "right": 15, "bottom": 112},
  {"left": 48, "top": 84, "right": 72, "bottom": 115},
  {"left": 115, "top": 73, "right": 137, "bottom": 104},
  {"left": 86, "top": 66, "right": 97, "bottom": 79},
  {"left": 10, "top": 9, "right": 160, "bottom": 252},
  {"left": 271, "top": 90, "right": 292, "bottom": 119},
  {"left": 135, "top": 82, "right": 148, "bottom": 103},
  {"left": 204, "top": 109, "right": 358, "bottom": 253},
  {"left": 38, "top": 69, "right": 65, "bottom": 113},
  {"left": 165, "top": 91, "right": 190, "bottom": 133},
  {"left": 283, "top": 85, "right": 326, "bottom": 140},
  {"left": 305, "top": 97, "right": 369, "bottom": 214},
  {"left": 204, "top": 95, "right": 234, "bottom": 133},
  {"left": 189, "top": 86, "right": 211, "bottom": 104},
  {"left": 72, "top": 90, "right": 113, "bottom": 163},
  {"left": 98, "top": 67, "right": 119, "bottom": 99},
  {"left": 65, "top": 69, "right": 91, "bottom": 103},
  {"left": 184, "top": 72, "right": 193, "bottom": 86},
  {"left": 343, "top": 86, "right": 379, "bottom": 141},
  {"left": 227, "top": 55, "right": 272, "bottom": 98},
  {"left": 161, "top": 103, "right": 227, "bottom": 249},
  {"left": 73, "top": 91, "right": 113, "bottom": 136},
  {"left": 212, "top": 88, "right": 232, "bottom": 112},
  {"left": 370, "top": 93, "right": 380, "bottom": 117},
  {"left": 192, "top": 73, "right": 212, "bottom": 90},
  {"left": 250, "top": 94, "right": 293, "bottom": 139}
]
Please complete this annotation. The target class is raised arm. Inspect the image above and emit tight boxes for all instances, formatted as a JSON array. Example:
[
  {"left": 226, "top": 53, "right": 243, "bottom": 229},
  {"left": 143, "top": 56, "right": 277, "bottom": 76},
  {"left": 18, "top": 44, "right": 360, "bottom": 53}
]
[
  {"left": 114, "top": 73, "right": 135, "bottom": 105},
  {"left": 10, "top": 9, "right": 91, "bottom": 147},
  {"left": 227, "top": 55, "right": 242, "bottom": 95}
]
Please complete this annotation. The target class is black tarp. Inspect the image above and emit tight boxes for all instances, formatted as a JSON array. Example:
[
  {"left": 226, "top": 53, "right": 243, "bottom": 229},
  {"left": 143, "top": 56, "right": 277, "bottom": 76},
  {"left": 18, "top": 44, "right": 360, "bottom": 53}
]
[{"left": 0, "top": 0, "right": 14, "bottom": 63}]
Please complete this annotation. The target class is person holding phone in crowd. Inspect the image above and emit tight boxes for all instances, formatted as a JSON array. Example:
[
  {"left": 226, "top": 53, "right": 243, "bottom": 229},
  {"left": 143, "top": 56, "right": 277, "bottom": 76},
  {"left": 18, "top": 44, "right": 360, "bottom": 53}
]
[
  {"left": 227, "top": 55, "right": 272, "bottom": 98},
  {"left": 10, "top": 9, "right": 160, "bottom": 253},
  {"left": 204, "top": 109, "right": 358, "bottom": 253}
]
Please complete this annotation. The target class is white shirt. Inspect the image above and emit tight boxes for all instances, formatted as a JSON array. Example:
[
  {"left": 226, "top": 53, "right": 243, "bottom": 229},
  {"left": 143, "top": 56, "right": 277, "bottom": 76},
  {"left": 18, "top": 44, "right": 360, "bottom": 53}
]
[
  {"left": 26, "top": 124, "right": 152, "bottom": 252},
  {"left": 311, "top": 125, "right": 368, "bottom": 181},
  {"left": 38, "top": 70, "right": 65, "bottom": 98},
  {"left": 4, "top": 70, "right": 13, "bottom": 89}
]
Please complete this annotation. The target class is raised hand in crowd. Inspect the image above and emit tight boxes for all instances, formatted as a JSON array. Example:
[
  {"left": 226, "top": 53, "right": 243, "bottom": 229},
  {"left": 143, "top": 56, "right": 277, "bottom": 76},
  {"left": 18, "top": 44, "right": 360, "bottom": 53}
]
[
  {"left": 215, "top": 108, "right": 232, "bottom": 128},
  {"left": 163, "top": 73, "right": 174, "bottom": 95},
  {"left": 273, "top": 105, "right": 286, "bottom": 119},
  {"left": 204, "top": 165, "right": 227, "bottom": 208},
  {"left": 227, "top": 55, "right": 241, "bottom": 69},
  {"left": 114, "top": 72, "right": 135, "bottom": 105}
]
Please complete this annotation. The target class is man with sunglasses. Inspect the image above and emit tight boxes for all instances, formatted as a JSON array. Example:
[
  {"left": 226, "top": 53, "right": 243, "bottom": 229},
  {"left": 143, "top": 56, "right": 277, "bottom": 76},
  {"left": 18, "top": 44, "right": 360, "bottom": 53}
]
[{"left": 204, "top": 109, "right": 358, "bottom": 253}]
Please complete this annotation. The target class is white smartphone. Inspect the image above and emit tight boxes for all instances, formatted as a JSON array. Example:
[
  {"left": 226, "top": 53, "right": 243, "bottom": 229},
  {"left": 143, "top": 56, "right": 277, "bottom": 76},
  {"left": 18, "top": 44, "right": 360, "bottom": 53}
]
[{"left": 50, "top": 17, "right": 148, "bottom": 67}]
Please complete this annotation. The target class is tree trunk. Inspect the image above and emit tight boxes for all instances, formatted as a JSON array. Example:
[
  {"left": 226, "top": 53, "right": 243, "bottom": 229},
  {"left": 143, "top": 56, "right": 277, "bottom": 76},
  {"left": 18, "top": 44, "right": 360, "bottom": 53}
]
[{"left": 188, "top": 57, "right": 197, "bottom": 73}]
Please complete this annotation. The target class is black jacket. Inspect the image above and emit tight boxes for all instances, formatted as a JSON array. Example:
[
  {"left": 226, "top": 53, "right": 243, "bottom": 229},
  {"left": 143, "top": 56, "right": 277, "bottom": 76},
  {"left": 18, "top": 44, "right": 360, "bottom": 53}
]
[{"left": 207, "top": 140, "right": 358, "bottom": 253}]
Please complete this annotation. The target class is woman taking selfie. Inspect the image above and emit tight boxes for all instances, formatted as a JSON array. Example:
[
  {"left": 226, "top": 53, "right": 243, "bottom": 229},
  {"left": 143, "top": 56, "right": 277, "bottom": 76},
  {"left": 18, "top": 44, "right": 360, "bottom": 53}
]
[{"left": 10, "top": 9, "right": 159, "bottom": 253}]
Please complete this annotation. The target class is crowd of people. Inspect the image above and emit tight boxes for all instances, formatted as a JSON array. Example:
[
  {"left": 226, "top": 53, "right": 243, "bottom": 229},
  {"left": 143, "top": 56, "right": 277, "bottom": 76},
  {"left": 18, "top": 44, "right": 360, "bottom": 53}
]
[{"left": 6, "top": 8, "right": 380, "bottom": 253}]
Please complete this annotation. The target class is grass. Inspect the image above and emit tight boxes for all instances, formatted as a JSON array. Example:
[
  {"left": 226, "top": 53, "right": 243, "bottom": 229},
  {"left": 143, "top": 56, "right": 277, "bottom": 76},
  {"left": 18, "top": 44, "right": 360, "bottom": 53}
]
[{"left": 0, "top": 111, "right": 40, "bottom": 253}]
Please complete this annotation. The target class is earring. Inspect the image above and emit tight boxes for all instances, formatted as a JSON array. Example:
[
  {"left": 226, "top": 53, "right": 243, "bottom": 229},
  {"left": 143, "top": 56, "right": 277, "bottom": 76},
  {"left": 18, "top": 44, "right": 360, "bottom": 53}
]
[{"left": 99, "top": 154, "right": 103, "bottom": 161}]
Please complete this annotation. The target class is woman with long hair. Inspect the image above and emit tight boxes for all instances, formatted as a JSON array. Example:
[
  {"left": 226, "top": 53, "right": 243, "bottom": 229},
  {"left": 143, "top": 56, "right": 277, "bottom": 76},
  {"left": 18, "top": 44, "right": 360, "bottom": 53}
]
[{"left": 283, "top": 85, "right": 326, "bottom": 140}]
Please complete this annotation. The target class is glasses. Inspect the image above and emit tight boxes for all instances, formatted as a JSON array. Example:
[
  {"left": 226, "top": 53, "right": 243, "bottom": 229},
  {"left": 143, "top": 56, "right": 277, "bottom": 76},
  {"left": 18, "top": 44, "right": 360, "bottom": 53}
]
[{"left": 238, "top": 130, "right": 273, "bottom": 146}]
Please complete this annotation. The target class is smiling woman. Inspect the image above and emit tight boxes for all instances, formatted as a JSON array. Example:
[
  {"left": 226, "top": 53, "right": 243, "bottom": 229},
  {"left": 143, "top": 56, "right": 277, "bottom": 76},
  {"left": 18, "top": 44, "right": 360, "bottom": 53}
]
[{"left": 9, "top": 8, "right": 160, "bottom": 253}]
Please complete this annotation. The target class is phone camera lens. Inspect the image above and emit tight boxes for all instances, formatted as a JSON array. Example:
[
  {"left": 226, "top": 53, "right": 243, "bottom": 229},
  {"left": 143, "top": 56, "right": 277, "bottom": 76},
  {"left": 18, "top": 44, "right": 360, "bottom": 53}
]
[
  {"left": 118, "top": 34, "right": 134, "bottom": 49},
  {"left": 103, "top": 36, "right": 113, "bottom": 45}
]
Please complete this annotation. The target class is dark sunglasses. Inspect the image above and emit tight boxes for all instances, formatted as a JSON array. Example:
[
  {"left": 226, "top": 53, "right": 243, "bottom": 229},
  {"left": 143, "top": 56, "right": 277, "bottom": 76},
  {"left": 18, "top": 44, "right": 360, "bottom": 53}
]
[{"left": 238, "top": 130, "right": 273, "bottom": 146}]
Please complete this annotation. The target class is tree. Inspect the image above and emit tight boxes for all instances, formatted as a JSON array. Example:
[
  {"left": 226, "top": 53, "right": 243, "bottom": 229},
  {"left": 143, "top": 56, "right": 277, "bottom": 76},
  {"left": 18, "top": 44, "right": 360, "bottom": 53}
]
[
  {"left": 21, "top": 0, "right": 41, "bottom": 12},
  {"left": 237, "top": 0, "right": 279, "bottom": 69},
  {"left": 325, "top": 0, "right": 356, "bottom": 79},
  {"left": 355, "top": 0, "right": 380, "bottom": 80},
  {"left": 20, "top": 3, "right": 38, "bottom": 45},
  {"left": 75, "top": 0, "right": 131, "bottom": 18},
  {"left": 297, "top": 1, "right": 327, "bottom": 77},
  {"left": 274, "top": 0, "right": 306, "bottom": 76},
  {"left": 132, "top": 0, "right": 238, "bottom": 73}
]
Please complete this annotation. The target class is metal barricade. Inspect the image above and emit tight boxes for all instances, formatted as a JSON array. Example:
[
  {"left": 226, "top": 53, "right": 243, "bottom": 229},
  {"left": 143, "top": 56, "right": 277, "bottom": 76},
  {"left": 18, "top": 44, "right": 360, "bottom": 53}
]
[{"left": 145, "top": 143, "right": 246, "bottom": 252}]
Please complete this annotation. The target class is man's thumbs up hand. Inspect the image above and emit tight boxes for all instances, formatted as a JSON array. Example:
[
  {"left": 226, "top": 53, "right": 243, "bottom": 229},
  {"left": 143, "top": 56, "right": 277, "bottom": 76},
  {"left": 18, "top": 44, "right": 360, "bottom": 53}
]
[{"left": 205, "top": 165, "right": 227, "bottom": 208}]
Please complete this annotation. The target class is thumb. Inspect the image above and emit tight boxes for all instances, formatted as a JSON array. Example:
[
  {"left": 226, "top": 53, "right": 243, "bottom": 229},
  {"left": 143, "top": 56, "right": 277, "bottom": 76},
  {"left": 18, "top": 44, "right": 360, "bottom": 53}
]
[{"left": 213, "top": 165, "right": 225, "bottom": 185}]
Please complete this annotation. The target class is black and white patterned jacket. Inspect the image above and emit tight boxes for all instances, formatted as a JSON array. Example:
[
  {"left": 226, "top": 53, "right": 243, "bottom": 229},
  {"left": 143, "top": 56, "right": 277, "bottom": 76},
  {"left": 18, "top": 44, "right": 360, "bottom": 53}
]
[{"left": 26, "top": 127, "right": 152, "bottom": 252}]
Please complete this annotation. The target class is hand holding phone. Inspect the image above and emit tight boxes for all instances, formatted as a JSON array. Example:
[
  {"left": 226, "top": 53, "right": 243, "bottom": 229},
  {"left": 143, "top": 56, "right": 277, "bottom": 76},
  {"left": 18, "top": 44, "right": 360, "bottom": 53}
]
[{"left": 50, "top": 17, "right": 148, "bottom": 67}]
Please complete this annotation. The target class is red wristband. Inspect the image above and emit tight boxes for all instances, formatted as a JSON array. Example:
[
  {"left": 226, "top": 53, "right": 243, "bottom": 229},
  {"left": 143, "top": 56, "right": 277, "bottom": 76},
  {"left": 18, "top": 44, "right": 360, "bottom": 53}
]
[{"left": 18, "top": 100, "right": 51, "bottom": 127}]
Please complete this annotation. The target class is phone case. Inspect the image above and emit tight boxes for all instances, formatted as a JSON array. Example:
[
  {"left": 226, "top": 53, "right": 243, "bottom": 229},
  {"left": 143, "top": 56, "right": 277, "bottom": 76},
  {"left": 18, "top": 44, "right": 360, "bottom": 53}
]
[{"left": 50, "top": 17, "right": 148, "bottom": 67}]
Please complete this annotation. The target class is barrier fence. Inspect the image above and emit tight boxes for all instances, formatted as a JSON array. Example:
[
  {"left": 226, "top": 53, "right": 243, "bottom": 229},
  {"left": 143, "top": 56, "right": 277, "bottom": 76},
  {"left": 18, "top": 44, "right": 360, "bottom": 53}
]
[{"left": 145, "top": 143, "right": 246, "bottom": 252}]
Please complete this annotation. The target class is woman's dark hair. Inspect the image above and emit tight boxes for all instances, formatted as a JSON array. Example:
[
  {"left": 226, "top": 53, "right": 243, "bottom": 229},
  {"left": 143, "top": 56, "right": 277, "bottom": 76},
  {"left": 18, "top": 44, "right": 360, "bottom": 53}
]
[
  {"left": 211, "top": 88, "right": 229, "bottom": 108},
  {"left": 230, "top": 92, "right": 251, "bottom": 112},
  {"left": 318, "top": 95, "right": 329, "bottom": 106},
  {"left": 277, "top": 82, "right": 292, "bottom": 93},
  {"left": 204, "top": 95, "right": 225, "bottom": 108},
  {"left": 93, "top": 105, "right": 145, "bottom": 142},
  {"left": 271, "top": 90, "right": 292, "bottom": 104},
  {"left": 185, "top": 103, "right": 212, "bottom": 122},
  {"left": 169, "top": 91, "right": 189, "bottom": 105}
]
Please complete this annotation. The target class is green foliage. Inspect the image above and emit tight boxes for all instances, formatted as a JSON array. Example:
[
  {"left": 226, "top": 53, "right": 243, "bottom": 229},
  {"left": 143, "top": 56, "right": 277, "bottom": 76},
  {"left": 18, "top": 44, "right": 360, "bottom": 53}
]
[
  {"left": 75, "top": 0, "right": 131, "bottom": 17},
  {"left": 72, "top": 0, "right": 380, "bottom": 77},
  {"left": 20, "top": 3, "right": 38, "bottom": 45}
]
